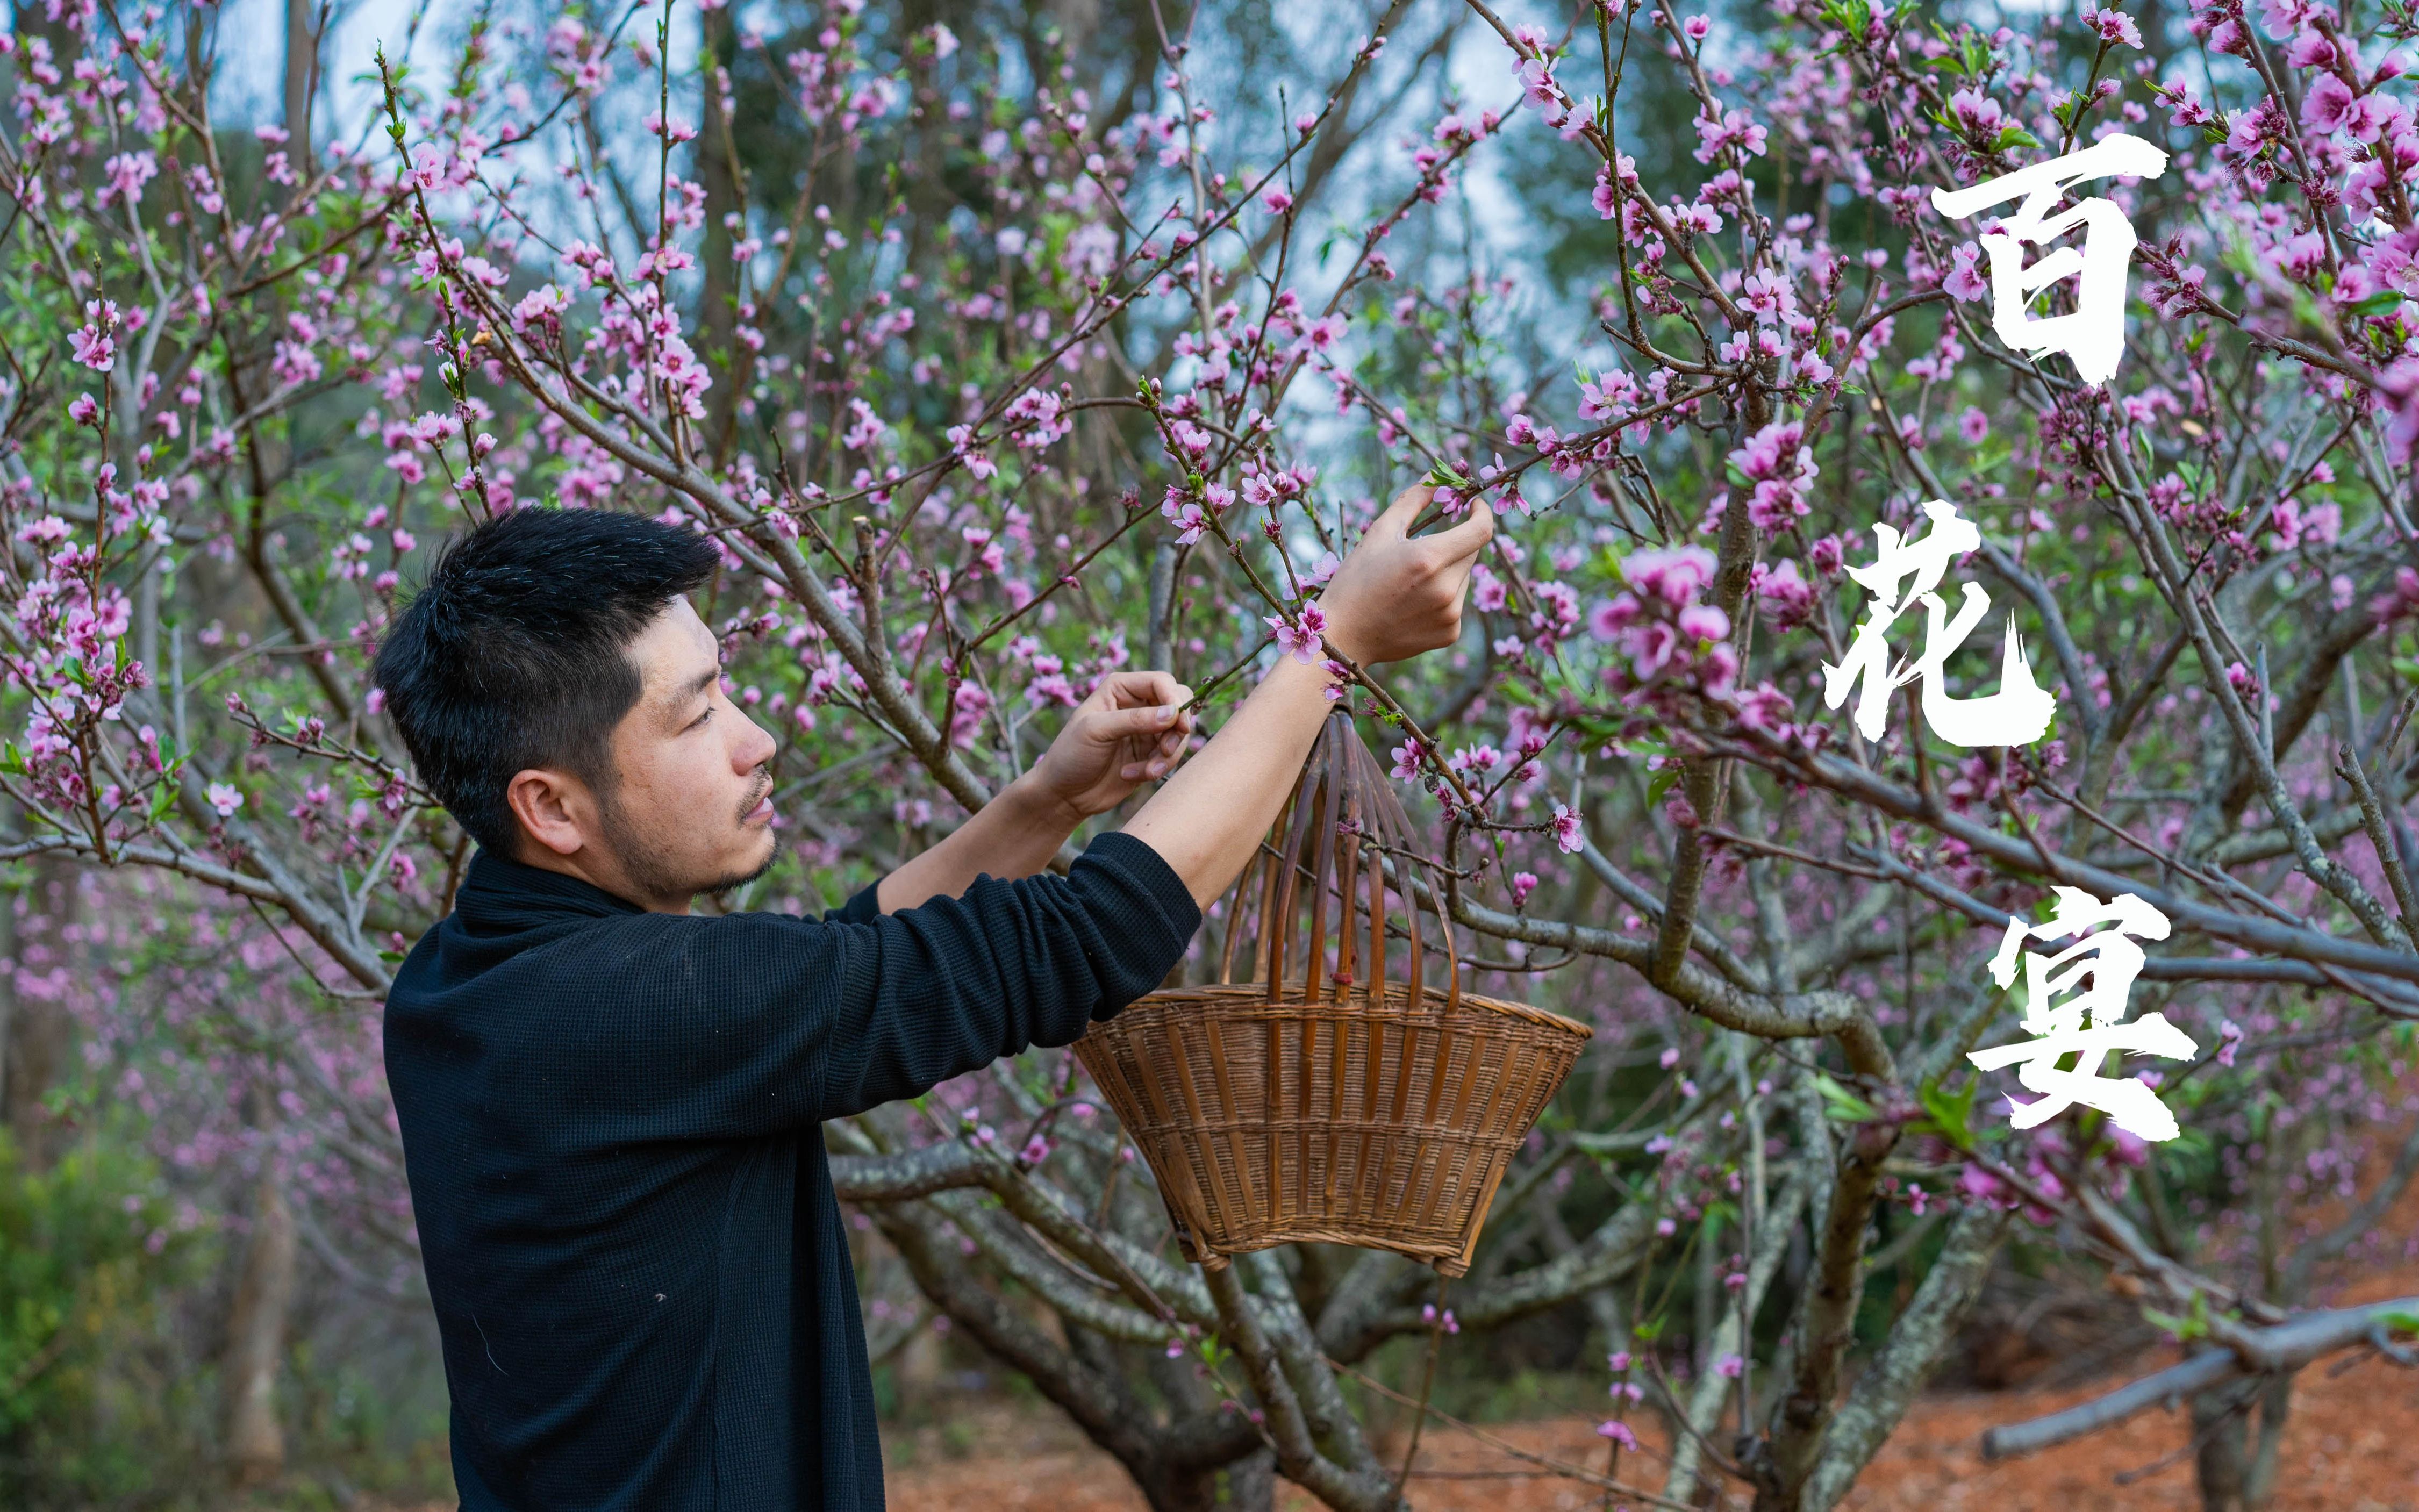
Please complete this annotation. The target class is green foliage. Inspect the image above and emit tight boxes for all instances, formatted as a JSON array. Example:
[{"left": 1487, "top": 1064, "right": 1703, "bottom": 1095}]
[
  {"left": 1810, "top": 1071, "right": 1880, "bottom": 1124},
  {"left": 0, "top": 1130, "right": 206, "bottom": 1504}
]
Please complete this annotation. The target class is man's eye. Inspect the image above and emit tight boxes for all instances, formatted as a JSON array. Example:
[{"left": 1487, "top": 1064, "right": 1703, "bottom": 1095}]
[{"left": 691, "top": 707, "right": 713, "bottom": 729}]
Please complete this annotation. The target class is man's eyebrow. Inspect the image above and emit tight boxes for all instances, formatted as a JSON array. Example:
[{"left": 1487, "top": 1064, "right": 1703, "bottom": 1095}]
[{"left": 667, "top": 667, "right": 718, "bottom": 711}]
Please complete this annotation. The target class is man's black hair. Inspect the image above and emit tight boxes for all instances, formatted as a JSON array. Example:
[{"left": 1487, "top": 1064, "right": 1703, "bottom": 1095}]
[{"left": 374, "top": 508, "right": 720, "bottom": 855}]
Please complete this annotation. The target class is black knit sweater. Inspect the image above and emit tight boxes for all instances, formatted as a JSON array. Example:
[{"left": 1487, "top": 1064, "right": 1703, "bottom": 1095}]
[{"left": 384, "top": 832, "right": 1199, "bottom": 1510}]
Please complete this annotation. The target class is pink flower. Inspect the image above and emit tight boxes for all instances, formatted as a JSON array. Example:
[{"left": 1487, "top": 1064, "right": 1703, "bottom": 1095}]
[
  {"left": 1750, "top": 561, "right": 1815, "bottom": 631},
  {"left": 71, "top": 300, "right": 119, "bottom": 371},
  {"left": 1944, "top": 243, "right": 1989, "bottom": 303},
  {"left": 1266, "top": 604, "right": 1327, "bottom": 664},
  {"left": 1588, "top": 596, "right": 1637, "bottom": 641},
  {"left": 1736, "top": 680, "right": 1799, "bottom": 738},
  {"left": 2303, "top": 71, "right": 2357, "bottom": 134},
  {"left": 1956, "top": 1164, "right": 2005, "bottom": 1204},
  {"left": 1623, "top": 544, "right": 1717, "bottom": 604},
  {"left": 205, "top": 783, "right": 244, "bottom": 818},
  {"left": 103, "top": 150, "right": 158, "bottom": 206},
  {"left": 1390, "top": 741, "right": 1425, "bottom": 780},
  {"left": 1596, "top": 1420, "right": 1639, "bottom": 1450},
  {"left": 1677, "top": 604, "right": 1730, "bottom": 642},
  {"left": 2081, "top": 4, "right": 2143, "bottom": 47},
  {"left": 1946, "top": 88, "right": 2004, "bottom": 139},
  {"left": 1550, "top": 804, "right": 1583, "bottom": 854},
  {"left": 1715, "top": 1352, "right": 1744, "bottom": 1379},
  {"left": 68, "top": 393, "right": 101, "bottom": 426},
  {"left": 1509, "top": 871, "right": 1539, "bottom": 908}
]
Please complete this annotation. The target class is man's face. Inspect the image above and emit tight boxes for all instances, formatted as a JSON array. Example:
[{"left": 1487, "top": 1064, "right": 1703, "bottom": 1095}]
[{"left": 591, "top": 598, "right": 780, "bottom": 906}]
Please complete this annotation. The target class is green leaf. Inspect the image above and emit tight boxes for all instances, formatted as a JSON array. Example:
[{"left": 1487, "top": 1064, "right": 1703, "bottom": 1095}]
[
  {"left": 2344, "top": 288, "right": 2407, "bottom": 319},
  {"left": 2377, "top": 1308, "right": 2419, "bottom": 1335},
  {"left": 1994, "top": 125, "right": 2041, "bottom": 153},
  {"left": 1645, "top": 764, "right": 1680, "bottom": 807},
  {"left": 1916, "top": 1077, "right": 1981, "bottom": 1151},
  {"left": 1813, "top": 1071, "right": 1880, "bottom": 1124}
]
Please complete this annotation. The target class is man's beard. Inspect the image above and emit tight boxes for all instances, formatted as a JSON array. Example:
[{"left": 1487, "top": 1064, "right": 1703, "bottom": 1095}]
[{"left": 596, "top": 775, "right": 779, "bottom": 904}]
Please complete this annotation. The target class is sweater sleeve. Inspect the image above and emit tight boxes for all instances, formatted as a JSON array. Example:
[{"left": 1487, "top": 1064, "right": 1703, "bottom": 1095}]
[
  {"left": 562, "top": 833, "right": 1199, "bottom": 1137},
  {"left": 813, "top": 832, "right": 1199, "bottom": 1120},
  {"left": 826, "top": 880, "right": 882, "bottom": 925}
]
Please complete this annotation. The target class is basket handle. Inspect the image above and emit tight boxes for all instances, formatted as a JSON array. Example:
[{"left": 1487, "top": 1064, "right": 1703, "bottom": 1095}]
[{"left": 1301, "top": 719, "right": 1344, "bottom": 1002}]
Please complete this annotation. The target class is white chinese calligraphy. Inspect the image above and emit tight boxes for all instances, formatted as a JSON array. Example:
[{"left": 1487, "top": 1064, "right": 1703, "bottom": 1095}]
[
  {"left": 1819, "top": 499, "right": 2057, "bottom": 747},
  {"left": 1931, "top": 133, "right": 2169, "bottom": 385},
  {"left": 1968, "top": 888, "right": 2199, "bottom": 1143}
]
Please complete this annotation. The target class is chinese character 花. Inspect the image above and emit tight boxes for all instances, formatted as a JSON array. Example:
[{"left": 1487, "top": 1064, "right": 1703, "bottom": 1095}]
[
  {"left": 1931, "top": 133, "right": 2169, "bottom": 386},
  {"left": 1967, "top": 888, "right": 2198, "bottom": 1143},
  {"left": 1820, "top": 499, "right": 2057, "bottom": 748}
]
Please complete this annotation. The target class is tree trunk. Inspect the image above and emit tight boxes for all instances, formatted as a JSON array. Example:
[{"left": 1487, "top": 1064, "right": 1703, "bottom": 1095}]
[
  {"left": 2190, "top": 1375, "right": 2258, "bottom": 1512},
  {"left": 2242, "top": 1372, "right": 2293, "bottom": 1510},
  {"left": 697, "top": 4, "right": 742, "bottom": 462},
  {"left": 282, "top": 0, "right": 317, "bottom": 169},
  {"left": 223, "top": 1169, "right": 299, "bottom": 1485},
  {"left": 4, "top": 859, "right": 78, "bottom": 1172},
  {"left": 1135, "top": 1448, "right": 1275, "bottom": 1512}
]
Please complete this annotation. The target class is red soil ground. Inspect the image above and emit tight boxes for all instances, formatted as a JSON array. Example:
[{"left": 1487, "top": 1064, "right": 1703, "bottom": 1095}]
[
  {"left": 889, "top": 1176, "right": 2419, "bottom": 1511},
  {"left": 885, "top": 1305, "right": 2419, "bottom": 1512}
]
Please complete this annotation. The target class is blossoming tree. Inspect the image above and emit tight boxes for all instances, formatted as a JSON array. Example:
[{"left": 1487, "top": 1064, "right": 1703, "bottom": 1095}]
[{"left": 6, "top": 0, "right": 2419, "bottom": 1507}]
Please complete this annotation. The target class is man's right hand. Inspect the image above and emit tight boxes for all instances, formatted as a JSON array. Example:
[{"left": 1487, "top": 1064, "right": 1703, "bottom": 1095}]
[
  {"left": 1316, "top": 484, "right": 1495, "bottom": 667},
  {"left": 1123, "top": 480, "right": 1496, "bottom": 907}
]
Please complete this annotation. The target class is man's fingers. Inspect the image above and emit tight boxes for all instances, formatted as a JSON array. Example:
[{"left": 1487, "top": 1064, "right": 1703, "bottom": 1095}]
[
  {"left": 1365, "top": 483, "right": 1433, "bottom": 545},
  {"left": 1423, "top": 496, "right": 1495, "bottom": 564},
  {"left": 1092, "top": 704, "right": 1185, "bottom": 743},
  {"left": 1100, "top": 669, "right": 1190, "bottom": 710}
]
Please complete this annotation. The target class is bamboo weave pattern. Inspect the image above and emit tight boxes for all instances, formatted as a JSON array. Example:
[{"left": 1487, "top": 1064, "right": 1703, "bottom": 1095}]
[{"left": 1077, "top": 712, "right": 1591, "bottom": 1274}]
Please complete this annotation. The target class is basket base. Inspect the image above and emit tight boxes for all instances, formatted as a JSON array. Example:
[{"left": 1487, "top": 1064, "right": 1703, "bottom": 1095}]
[
  {"left": 1081, "top": 981, "right": 1591, "bottom": 1282},
  {"left": 1172, "top": 1223, "right": 1472, "bottom": 1277}
]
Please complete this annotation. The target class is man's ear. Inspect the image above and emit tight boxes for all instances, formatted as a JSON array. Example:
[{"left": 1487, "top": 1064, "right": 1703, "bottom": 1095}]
[{"left": 505, "top": 768, "right": 593, "bottom": 859}]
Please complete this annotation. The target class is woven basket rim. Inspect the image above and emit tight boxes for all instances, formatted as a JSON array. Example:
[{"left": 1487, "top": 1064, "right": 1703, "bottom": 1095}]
[{"left": 1113, "top": 980, "right": 1593, "bottom": 1040}]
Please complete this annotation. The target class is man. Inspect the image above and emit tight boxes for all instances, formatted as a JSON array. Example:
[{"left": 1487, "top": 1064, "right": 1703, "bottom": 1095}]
[{"left": 376, "top": 483, "right": 1490, "bottom": 1509}]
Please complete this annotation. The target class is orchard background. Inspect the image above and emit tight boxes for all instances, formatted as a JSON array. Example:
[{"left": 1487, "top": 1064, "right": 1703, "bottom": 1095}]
[{"left": 3, "top": 0, "right": 2418, "bottom": 1507}]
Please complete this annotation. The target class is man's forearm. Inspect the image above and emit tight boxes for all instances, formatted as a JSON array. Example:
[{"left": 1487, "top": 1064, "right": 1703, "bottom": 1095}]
[
  {"left": 1120, "top": 657, "right": 1337, "bottom": 908},
  {"left": 874, "top": 775, "right": 1077, "bottom": 913},
  {"left": 877, "top": 655, "right": 1333, "bottom": 915}
]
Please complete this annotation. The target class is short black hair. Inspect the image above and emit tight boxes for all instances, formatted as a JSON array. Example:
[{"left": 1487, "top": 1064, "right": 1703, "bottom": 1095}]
[{"left": 374, "top": 508, "right": 720, "bottom": 855}]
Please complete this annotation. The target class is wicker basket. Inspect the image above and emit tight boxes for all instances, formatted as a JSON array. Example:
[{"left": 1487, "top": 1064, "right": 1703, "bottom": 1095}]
[{"left": 1077, "top": 712, "right": 1591, "bottom": 1275}]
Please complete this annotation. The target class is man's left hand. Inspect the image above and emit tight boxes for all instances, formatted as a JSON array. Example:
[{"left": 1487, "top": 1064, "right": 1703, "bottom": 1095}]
[{"left": 1019, "top": 670, "right": 1196, "bottom": 825}]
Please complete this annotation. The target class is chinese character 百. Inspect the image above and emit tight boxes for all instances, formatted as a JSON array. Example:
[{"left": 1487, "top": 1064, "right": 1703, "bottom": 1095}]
[
  {"left": 1819, "top": 499, "right": 2057, "bottom": 748},
  {"left": 1967, "top": 887, "right": 2198, "bottom": 1143},
  {"left": 1931, "top": 133, "right": 2169, "bottom": 386}
]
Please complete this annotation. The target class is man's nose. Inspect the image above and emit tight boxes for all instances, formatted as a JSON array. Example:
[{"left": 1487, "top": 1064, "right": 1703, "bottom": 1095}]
[{"left": 733, "top": 707, "right": 777, "bottom": 774}]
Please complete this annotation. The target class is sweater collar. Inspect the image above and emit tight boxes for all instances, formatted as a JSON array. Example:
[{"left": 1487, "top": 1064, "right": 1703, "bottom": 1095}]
[{"left": 455, "top": 848, "right": 648, "bottom": 925}]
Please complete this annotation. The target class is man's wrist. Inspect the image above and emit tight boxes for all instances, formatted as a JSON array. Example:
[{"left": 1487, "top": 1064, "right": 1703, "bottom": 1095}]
[
  {"left": 1000, "top": 765, "right": 1086, "bottom": 838},
  {"left": 1318, "top": 607, "right": 1375, "bottom": 668}
]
